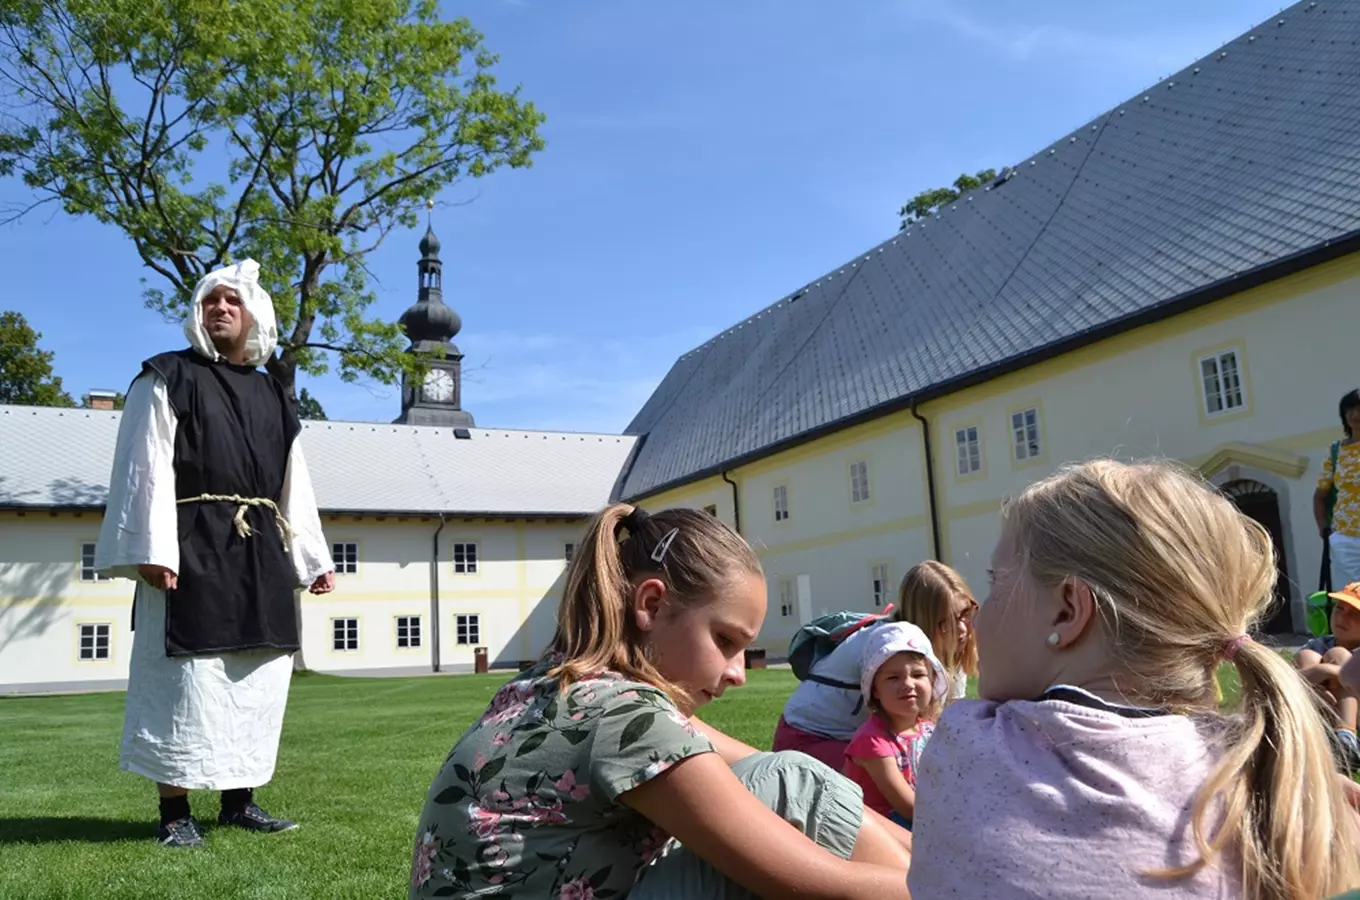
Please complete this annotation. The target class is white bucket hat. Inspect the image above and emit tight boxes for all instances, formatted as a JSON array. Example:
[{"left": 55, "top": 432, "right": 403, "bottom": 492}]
[{"left": 860, "top": 621, "right": 949, "bottom": 708}]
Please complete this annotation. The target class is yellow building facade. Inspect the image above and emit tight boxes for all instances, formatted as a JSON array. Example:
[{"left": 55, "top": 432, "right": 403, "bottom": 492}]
[{"left": 632, "top": 254, "right": 1360, "bottom": 651}]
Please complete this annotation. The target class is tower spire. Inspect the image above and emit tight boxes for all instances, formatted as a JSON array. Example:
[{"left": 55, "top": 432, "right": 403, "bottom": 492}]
[{"left": 393, "top": 205, "right": 474, "bottom": 427}]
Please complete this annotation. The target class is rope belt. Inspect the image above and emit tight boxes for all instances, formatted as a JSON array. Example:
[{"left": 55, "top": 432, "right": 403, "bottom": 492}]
[{"left": 177, "top": 493, "right": 294, "bottom": 549}]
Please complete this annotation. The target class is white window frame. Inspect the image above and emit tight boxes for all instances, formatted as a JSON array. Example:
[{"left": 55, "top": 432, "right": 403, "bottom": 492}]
[
  {"left": 850, "top": 460, "right": 871, "bottom": 504},
  {"left": 332, "top": 617, "right": 359, "bottom": 652},
  {"left": 79, "top": 543, "right": 109, "bottom": 582},
  {"left": 954, "top": 426, "right": 981, "bottom": 476},
  {"left": 778, "top": 578, "right": 795, "bottom": 618},
  {"left": 331, "top": 542, "right": 358, "bottom": 575},
  {"left": 871, "top": 563, "right": 890, "bottom": 608},
  {"left": 396, "top": 615, "right": 422, "bottom": 649},
  {"left": 77, "top": 623, "right": 111, "bottom": 661},
  {"left": 1199, "top": 349, "right": 1246, "bottom": 417},
  {"left": 773, "top": 484, "right": 790, "bottom": 522},
  {"left": 1011, "top": 408, "right": 1042, "bottom": 462},
  {"left": 455, "top": 613, "right": 481, "bottom": 646},
  {"left": 452, "top": 542, "right": 479, "bottom": 575}
]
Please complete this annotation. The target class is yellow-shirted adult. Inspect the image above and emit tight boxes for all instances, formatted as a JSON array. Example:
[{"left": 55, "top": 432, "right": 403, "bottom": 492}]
[{"left": 1315, "top": 390, "right": 1360, "bottom": 589}]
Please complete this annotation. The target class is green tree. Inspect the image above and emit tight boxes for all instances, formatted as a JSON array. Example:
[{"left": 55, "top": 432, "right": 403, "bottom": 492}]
[
  {"left": 0, "top": 310, "right": 75, "bottom": 407},
  {"left": 296, "top": 387, "right": 327, "bottom": 420},
  {"left": 0, "top": 0, "right": 545, "bottom": 399},
  {"left": 899, "top": 169, "right": 998, "bottom": 230}
]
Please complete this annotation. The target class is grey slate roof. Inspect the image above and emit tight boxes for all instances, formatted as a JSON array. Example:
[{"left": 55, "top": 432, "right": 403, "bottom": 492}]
[
  {"left": 0, "top": 404, "right": 636, "bottom": 516},
  {"left": 618, "top": 0, "right": 1360, "bottom": 500}
]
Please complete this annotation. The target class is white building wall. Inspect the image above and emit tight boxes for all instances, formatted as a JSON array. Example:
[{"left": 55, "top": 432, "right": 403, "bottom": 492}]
[
  {"left": 642, "top": 259, "right": 1360, "bottom": 642},
  {"left": 644, "top": 423, "right": 934, "bottom": 654},
  {"left": 929, "top": 263, "right": 1360, "bottom": 624},
  {"left": 265, "top": 517, "right": 585, "bottom": 675},
  {"left": 0, "top": 513, "right": 586, "bottom": 692},
  {"left": 0, "top": 513, "right": 132, "bottom": 691}
]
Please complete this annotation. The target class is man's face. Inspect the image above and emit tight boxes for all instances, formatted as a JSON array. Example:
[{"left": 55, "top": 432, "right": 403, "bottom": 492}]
[{"left": 201, "top": 285, "right": 252, "bottom": 353}]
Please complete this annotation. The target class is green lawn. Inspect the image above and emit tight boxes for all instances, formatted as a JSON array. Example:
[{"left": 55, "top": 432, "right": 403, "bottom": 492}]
[
  {"left": 0, "top": 664, "right": 1252, "bottom": 899},
  {"left": 0, "top": 669, "right": 795, "bottom": 900}
]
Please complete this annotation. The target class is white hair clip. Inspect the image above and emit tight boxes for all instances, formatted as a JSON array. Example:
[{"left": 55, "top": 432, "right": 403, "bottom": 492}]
[{"left": 650, "top": 527, "right": 680, "bottom": 564}]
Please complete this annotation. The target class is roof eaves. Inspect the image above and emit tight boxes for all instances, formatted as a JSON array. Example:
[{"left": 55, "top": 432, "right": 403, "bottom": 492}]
[
  {"left": 0, "top": 502, "right": 594, "bottom": 519},
  {"left": 320, "top": 508, "right": 593, "bottom": 520},
  {"left": 0, "top": 503, "right": 103, "bottom": 513},
  {"left": 624, "top": 225, "right": 1360, "bottom": 503},
  {"left": 606, "top": 431, "right": 647, "bottom": 504}
]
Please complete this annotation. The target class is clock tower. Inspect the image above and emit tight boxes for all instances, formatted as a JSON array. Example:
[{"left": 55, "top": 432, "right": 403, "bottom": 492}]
[{"left": 393, "top": 218, "right": 475, "bottom": 427}]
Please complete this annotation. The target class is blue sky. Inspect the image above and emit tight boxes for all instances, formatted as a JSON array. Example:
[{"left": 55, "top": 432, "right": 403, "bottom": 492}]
[{"left": 2, "top": 0, "right": 1285, "bottom": 433}]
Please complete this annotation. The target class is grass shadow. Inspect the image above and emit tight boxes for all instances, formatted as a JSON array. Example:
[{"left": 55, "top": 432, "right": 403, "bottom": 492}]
[{"left": 0, "top": 817, "right": 150, "bottom": 845}]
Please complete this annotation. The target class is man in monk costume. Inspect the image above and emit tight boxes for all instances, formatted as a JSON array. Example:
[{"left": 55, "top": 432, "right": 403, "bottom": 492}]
[{"left": 96, "top": 260, "right": 335, "bottom": 848}]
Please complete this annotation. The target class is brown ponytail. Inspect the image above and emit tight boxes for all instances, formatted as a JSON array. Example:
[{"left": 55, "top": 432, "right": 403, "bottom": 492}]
[{"left": 548, "top": 503, "right": 762, "bottom": 704}]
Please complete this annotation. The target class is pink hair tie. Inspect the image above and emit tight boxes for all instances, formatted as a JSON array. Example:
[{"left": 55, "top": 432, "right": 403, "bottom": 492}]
[{"left": 1223, "top": 633, "right": 1252, "bottom": 661}]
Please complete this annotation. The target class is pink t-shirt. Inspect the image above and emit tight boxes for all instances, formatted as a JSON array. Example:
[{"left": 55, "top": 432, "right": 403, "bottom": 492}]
[
  {"left": 842, "top": 714, "right": 935, "bottom": 818},
  {"left": 908, "top": 690, "right": 1240, "bottom": 899}
]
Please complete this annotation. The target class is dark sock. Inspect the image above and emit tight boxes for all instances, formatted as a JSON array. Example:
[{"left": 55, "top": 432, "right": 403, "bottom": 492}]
[
  {"left": 159, "top": 795, "right": 191, "bottom": 825},
  {"left": 221, "top": 787, "right": 253, "bottom": 816}
]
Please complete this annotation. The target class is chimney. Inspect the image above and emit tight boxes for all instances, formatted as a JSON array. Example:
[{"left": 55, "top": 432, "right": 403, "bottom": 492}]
[{"left": 84, "top": 389, "right": 118, "bottom": 411}]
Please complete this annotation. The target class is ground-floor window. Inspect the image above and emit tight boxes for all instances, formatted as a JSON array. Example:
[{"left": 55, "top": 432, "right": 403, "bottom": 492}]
[
  {"left": 78, "top": 623, "right": 111, "bottom": 661},
  {"left": 396, "top": 615, "right": 422, "bottom": 649},
  {"left": 332, "top": 618, "right": 359, "bottom": 651},
  {"left": 455, "top": 614, "right": 481, "bottom": 646}
]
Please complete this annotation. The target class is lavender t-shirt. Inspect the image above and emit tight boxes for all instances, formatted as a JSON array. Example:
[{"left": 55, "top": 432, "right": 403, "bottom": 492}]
[{"left": 909, "top": 689, "right": 1240, "bottom": 899}]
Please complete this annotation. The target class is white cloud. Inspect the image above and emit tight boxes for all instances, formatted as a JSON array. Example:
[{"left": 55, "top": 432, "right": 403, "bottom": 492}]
[{"left": 899, "top": 2, "right": 1224, "bottom": 74}]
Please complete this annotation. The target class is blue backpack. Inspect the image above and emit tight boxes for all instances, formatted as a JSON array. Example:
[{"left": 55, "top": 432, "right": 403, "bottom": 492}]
[{"left": 787, "top": 605, "right": 896, "bottom": 690}]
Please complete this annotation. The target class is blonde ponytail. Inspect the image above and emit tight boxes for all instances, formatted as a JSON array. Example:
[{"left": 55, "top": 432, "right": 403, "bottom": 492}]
[
  {"left": 548, "top": 502, "right": 762, "bottom": 705},
  {"left": 1004, "top": 459, "right": 1360, "bottom": 898},
  {"left": 1182, "top": 638, "right": 1360, "bottom": 898}
]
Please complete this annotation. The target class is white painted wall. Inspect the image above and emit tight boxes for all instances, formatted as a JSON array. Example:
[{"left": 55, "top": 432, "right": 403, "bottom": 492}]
[
  {"left": 6, "top": 262, "right": 1356, "bottom": 691},
  {"left": 0, "top": 513, "right": 132, "bottom": 690},
  {"left": 0, "top": 514, "right": 585, "bottom": 691},
  {"left": 926, "top": 265, "right": 1360, "bottom": 624},
  {"left": 643, "top": 423, "right": 934, "bottom": 653},
  {"left": 645, "top": 262, "right": 1360, "bottom": 641},
  {"left": 306, "top": 518, "right": 583, "bottom": 674}
]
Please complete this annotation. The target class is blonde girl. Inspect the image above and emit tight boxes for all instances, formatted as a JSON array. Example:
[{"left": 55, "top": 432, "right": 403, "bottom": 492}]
[
  {"left": 410, "top": 504, "right": 911, "bottom": 900},
  {"left": 895, "top": 561, "right": 978, "bottom": 701},
  {"left": 909, "top": 459, "right": 1360, "bottom": 899}
]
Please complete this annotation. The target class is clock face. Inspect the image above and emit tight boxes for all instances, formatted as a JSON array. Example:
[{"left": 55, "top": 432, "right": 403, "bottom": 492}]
[{"left": 423, "top": 368, "right": 454, "bottom": 403}]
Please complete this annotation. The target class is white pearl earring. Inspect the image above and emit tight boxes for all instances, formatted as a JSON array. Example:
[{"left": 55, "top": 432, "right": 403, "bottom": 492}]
[{"left": 1046, "top": 632, "right": 1061, "bottom": 647}]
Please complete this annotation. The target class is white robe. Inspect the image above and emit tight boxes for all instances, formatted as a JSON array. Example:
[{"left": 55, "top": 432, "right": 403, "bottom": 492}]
[{"left": 95, "top": 372, "right": 332, "bottom": 790}]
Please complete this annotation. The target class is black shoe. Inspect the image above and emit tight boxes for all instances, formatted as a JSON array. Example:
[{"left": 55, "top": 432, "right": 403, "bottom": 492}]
[
  {"left": 218, "top": 802, "right": 298, "bottom": 833},
  {"left": 156, "top": 816, "right": 205, "bottom": 848}
]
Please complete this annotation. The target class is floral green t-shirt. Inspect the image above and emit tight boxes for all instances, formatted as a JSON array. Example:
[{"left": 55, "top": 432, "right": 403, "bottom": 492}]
[{"left": 409, "top": 654, "right": 716, "bottom": 899}]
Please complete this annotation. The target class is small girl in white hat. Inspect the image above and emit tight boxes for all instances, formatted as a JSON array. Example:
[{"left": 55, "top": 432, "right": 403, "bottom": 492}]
[{"left": 841, "top": 621, "right": 948, "bottom": 831}]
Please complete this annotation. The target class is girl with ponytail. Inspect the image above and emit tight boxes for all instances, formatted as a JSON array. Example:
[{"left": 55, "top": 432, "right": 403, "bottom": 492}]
[
  {"left": 908, "top": 459, "right": 1360, "bottom": 899},
  {"left": 410, "top": 503, "right": 911, "bottom": 900}
]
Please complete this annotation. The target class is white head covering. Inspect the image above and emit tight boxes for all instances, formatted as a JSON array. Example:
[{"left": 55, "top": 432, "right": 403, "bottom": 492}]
[
  {"left": 183, "top": 259, "right": 279, "bottom": 367},
  {"left": 860, "top": 621, "right": 949, "bottom": 708}
]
